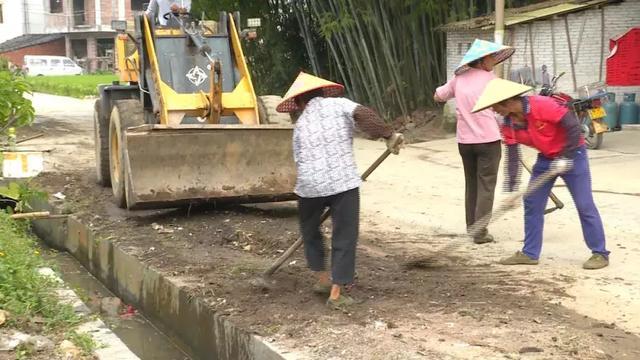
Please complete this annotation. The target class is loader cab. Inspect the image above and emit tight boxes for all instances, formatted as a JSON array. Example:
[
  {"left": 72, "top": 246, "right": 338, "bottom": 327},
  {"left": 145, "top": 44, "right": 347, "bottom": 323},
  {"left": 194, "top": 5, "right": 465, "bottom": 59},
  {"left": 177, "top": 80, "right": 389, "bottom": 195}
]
[{"left": 135, "top": 11, "right": 245, "bottom": 124}]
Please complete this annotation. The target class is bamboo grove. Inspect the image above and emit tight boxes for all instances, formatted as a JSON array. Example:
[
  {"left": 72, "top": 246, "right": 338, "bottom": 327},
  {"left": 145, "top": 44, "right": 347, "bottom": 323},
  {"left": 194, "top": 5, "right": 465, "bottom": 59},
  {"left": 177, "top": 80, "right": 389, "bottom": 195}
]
[{"left": 192, "top": 0, "right": 538, "bottom": 120}]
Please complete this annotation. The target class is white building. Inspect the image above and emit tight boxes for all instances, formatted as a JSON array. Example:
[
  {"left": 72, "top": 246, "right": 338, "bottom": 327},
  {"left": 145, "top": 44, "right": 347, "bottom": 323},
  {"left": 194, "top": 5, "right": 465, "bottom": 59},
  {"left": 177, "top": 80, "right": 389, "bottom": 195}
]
[{"left": 0, "top": 0, "right": 146, "bottom": 71}]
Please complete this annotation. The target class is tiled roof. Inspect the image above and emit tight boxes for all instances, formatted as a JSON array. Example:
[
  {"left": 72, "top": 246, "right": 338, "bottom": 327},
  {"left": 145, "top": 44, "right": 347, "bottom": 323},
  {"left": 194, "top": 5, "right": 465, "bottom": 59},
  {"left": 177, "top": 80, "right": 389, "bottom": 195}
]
[
  {"left": 440, "top": 0, "right": 620, "bottom": 31},
  {"left": 0, "top": 33, "right": 64, "bottom": 53}
]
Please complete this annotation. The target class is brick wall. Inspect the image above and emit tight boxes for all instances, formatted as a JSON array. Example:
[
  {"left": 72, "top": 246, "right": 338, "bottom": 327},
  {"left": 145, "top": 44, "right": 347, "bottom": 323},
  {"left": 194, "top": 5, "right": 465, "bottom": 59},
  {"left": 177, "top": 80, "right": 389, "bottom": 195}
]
[
  {"left": 0, "top": 39, "right": 66, "bottom": 67},
  {"left": 125, "top": 0, "right": 133, "bottom": 19},
  {"left": 86, "top": 36, "right": 97, "bottom": 71},
  {"left": 445, "top": 0, "right": 640, "bottom": 106},
  {"left": 84, "top": 0, "right": 96, "bottom": 26},
  {"left": 69, "top": 0, "right": 129, "bottom": 28}
]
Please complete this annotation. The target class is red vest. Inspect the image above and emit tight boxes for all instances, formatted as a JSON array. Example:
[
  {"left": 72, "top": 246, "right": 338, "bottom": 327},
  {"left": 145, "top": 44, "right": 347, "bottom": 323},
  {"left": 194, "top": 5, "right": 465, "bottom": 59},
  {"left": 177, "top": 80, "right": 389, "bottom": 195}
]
[{"left": 501, "top": 96, "right": 584, "bottom": 158}]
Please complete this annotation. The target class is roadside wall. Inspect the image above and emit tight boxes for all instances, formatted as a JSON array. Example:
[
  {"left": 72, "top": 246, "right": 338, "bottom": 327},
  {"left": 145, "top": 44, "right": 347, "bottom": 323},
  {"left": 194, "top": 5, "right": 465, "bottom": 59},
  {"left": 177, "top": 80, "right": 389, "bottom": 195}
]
[{"left": 444, "top": 0, "right": 640, "bottom": 108}]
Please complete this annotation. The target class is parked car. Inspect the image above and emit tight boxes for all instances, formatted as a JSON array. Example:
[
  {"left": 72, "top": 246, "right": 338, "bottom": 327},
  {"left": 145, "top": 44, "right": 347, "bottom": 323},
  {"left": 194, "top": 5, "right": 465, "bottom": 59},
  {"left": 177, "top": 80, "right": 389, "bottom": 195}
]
[{"left": 23, "top": 55, "right": 84, "bottom": 76}]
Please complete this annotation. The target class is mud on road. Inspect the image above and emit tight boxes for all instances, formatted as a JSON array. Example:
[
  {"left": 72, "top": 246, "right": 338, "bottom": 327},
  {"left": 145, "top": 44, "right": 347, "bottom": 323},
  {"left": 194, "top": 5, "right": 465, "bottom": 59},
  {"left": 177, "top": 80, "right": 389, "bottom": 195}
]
[
  {"left": 34, "top": 170, "right": 640, "bottom": 360},
  {"left": 22, "top": 93, "right": 640, "bottom": 359}
]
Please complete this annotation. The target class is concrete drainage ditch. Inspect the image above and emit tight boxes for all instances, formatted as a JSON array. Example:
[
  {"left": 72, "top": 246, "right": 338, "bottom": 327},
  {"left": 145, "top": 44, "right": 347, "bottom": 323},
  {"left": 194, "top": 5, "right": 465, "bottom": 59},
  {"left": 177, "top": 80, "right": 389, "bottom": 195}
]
[{"left": 31, "top": 200, "right": 290, "bottom": 360}]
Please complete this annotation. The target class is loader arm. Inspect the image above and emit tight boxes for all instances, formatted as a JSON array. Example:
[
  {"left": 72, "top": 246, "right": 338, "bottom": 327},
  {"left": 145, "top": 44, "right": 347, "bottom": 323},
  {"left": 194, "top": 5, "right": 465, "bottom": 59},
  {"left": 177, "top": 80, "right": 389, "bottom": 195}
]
[{"left": 140, "top": 13, "right": 259, "bottom": 126}]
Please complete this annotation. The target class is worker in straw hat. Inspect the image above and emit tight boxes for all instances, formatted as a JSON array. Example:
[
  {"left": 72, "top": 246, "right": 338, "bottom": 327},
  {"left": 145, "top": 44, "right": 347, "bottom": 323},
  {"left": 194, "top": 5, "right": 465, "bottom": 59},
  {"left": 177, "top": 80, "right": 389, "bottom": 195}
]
[
  {"left": 472, "top": 78, "right": 609, "bottom": 270},
  {"left": 433, "top": 39, "right": 515, "bottom": 244},
  {"left": 276, "top": 72, "right": 404, "bottom": 310}
]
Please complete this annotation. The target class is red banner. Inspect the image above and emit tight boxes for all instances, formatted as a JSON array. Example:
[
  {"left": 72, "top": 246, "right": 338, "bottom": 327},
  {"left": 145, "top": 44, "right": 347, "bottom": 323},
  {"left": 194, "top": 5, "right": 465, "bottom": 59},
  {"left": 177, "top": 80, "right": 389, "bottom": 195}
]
[{"left": 606, "top": 27, "right": 640, "bottom": 86}]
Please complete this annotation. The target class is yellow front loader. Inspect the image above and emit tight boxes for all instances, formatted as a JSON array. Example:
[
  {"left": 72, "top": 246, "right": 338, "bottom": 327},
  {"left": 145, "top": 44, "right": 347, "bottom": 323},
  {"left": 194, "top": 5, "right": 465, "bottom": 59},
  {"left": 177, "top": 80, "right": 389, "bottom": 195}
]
[{"left": 94, "top": 11, "right": 296, "bottom": 209}]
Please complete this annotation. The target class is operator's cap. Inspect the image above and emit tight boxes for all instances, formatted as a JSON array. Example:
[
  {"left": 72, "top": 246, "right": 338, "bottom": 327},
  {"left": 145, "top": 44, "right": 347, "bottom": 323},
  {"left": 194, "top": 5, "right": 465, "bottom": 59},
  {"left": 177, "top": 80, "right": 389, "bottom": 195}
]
[
  {"left": 455, "top": 39, "right": 515, "bottom": 75},
  {"left": 276, "top": 72, "right": 344, "bottom": 113},
  {"left": 472, "top": 78, "right": 533, "bottom": 113}
]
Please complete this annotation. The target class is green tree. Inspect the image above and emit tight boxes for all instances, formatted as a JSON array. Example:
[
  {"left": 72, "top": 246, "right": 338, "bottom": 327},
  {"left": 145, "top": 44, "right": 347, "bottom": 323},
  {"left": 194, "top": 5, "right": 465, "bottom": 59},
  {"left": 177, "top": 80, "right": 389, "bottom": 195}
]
[
  {"left": 192, "top": 0, "right": 540, "bottom": 119},
  {"left": 191, "top": 0, "right": 316, "bottom": 95},
  {"left": 0, "top": 71, "right": 35, "bottom": 136},
  {"left": 295, "top": 0, "right": 539, "bottom": 119}
]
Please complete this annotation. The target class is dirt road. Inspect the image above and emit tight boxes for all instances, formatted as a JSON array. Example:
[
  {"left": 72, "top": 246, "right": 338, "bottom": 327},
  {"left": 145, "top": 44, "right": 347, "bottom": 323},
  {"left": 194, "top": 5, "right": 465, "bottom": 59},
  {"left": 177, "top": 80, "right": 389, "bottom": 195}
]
[{"left": 24, "top": 93, "right": 640, "bottom": 359}]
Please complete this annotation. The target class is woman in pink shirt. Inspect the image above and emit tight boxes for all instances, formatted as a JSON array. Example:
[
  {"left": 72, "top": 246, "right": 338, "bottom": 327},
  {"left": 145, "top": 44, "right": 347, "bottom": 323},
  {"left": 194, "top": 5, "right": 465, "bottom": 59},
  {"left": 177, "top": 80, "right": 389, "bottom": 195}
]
[{"left": 434, "top": 39, "right": 515, "bottom": 244}]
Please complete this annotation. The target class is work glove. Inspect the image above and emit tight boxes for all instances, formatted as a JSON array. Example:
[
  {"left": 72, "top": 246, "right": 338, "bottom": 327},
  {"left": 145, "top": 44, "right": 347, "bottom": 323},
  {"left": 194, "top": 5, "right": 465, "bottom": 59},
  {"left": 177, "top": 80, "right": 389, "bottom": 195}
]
[
  {"left": 386, "top": 133, "right": 404, "bottom": 155},
  {"left": 550, "top": 157, "right": 573, "bottom": 174}
]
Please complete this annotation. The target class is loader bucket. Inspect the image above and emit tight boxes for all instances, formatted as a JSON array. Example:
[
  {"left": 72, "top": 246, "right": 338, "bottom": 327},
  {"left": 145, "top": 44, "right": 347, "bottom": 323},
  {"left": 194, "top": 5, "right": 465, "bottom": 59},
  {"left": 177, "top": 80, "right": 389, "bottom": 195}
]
[{"left": 123, "top": 125, "right": 297, "bottom": 209}]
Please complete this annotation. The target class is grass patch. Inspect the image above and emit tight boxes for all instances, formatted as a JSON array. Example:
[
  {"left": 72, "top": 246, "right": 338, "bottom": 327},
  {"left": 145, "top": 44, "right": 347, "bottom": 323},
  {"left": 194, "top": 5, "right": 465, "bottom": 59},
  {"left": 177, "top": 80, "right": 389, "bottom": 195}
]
[
  {"left": 26, "top": 74, "right": 118, "bottom": 98},
  {"left": 0, "top": 211, "right": 80, "bottom": 330},
  {"left": 66, "top": 330, "right": 99, "bottom": 355}
]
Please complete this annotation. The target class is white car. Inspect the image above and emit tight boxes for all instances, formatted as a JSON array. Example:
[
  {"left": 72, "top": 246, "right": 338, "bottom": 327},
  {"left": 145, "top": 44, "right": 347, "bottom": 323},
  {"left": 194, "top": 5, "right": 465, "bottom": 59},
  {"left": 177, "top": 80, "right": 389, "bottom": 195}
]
[{"left": 23, "top": 55, "right": 84, "bottom": 76}]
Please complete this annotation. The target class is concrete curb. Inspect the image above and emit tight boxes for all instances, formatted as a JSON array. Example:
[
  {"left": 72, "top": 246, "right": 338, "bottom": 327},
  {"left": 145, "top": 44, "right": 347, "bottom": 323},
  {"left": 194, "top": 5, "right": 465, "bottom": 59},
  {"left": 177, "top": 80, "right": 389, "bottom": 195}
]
[{"left": 31, "top": 199, "right": 298, "bottom": 360}]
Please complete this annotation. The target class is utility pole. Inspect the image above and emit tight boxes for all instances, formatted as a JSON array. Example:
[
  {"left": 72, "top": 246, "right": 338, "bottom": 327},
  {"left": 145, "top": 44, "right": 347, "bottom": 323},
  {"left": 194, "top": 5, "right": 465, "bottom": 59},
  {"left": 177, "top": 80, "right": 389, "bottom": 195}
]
[
  {"left": 23, "top": 0, "right": 29, "bottom": 34},
  {"left": 494, "top": 0, "right": 505, "bottom": 77}
]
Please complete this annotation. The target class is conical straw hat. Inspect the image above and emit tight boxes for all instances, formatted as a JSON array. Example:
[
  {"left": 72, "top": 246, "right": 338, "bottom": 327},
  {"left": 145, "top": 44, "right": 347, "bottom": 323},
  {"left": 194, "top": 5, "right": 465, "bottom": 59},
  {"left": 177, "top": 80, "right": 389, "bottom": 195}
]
[
  {"left": 472, "top": 78, "right": 533, "bottom": 113},
  {"left": 455, "top": 39, "right": 515, "bottom": 75},
  {"left": 276, "top": 72, "right": 345, "bottom": 113}
]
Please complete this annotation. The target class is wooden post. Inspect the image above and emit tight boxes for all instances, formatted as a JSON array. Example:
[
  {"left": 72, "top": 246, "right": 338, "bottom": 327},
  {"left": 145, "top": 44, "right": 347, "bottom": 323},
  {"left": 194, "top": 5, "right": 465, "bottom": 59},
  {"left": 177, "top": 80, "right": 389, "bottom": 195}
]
[
  {"left": 573, "top": 14, "right": 587, "bottom": 64},
  {"left": 599, "top": 7, "right": 605, "bottom": 81},
  {"left": 564, "top": 16, "right": 578, "bottom": 91},
  {"left": 528, "top": 23, "right": 536, "bottom": 83},
  {"left": 494, "top": 0, "right": 506, "bottom": 78},
  {"left": 550, "top": 18, "right": 557, "bottom": 75}
]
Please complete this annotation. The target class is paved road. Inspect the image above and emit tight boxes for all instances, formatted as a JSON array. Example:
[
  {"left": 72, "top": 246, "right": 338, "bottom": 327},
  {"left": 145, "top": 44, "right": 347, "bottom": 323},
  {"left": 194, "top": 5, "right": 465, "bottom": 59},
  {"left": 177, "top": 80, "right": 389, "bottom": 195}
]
[
  {"left": 355, "top": 130, "right": 640, "bottom": 335},
  {"left": 28, "top": 92, "right": 640, "bottom": 357}
]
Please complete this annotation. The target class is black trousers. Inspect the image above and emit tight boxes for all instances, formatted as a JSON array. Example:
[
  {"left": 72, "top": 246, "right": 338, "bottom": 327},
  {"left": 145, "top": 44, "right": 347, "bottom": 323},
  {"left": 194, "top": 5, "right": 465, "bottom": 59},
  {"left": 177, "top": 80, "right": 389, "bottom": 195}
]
[
  {"left": 297, "top": 187, "right": 359, "bottom": 285},
  {"left": 458, "top": 141, "right": 502, "bottom": 237}
]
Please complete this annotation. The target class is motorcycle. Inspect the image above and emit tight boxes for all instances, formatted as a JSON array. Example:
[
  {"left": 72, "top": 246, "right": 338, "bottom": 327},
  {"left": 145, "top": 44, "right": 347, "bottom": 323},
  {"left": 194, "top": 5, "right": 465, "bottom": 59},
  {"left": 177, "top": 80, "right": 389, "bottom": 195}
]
[{"left": 539, "top": 72, "right": 608, "bottom": 150}]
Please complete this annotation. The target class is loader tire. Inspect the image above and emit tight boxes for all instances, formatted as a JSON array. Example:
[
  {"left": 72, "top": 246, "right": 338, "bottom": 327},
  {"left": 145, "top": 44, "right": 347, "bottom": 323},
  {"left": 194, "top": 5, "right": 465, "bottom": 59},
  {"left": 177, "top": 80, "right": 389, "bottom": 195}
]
[
  {"left": 109, "top": 100, "right": 144, "bottom": 209},
  {"left": 94, "top": 99, "right": 111, "bottom": 187},
  {"left": 258, "top": 95, "right": 292, "bottom": 125}
]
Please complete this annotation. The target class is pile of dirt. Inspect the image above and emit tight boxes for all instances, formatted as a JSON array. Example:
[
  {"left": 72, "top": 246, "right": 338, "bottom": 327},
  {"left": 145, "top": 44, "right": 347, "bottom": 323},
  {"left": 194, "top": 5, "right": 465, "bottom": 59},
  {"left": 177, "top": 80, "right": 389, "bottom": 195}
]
[
  {"left": 392, "top": 108, "right": 450, "bottom": 144},
  {"left": 33, "top": 170, "right": 640, "bottom": 359}
]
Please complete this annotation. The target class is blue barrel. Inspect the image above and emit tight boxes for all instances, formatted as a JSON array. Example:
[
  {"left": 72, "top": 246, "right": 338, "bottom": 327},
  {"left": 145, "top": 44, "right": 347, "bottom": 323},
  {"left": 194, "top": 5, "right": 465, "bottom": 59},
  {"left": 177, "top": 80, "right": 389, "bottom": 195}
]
[
  {"left": 620, "top": 93, "right": 639, "bottom": 125},
  {"left": 603, "top": 92, "right": 619, "bottom": 130}
]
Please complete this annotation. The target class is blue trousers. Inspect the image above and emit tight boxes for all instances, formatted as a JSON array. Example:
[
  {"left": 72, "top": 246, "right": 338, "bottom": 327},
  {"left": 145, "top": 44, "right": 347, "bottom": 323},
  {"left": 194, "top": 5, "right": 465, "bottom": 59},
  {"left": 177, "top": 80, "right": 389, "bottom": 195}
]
[{"left": 522, "top": 146, "right": 609, "bottom": 259}]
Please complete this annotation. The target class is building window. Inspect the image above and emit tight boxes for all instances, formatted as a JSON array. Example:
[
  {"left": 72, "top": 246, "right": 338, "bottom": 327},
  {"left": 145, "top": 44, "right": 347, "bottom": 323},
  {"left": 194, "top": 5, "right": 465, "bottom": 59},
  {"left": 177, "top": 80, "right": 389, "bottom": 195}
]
[
  {"left": 71, "top": 39, "right": 87, "bottom": 59},
  {"left": 50, "top": 0, "right": 63, "bottom": 13},
  {"left": 131, "top": 0, "right": 147, "bottom": 11},
  {"left": 97, "top": 38, "right": 115, "bottom": 57}
]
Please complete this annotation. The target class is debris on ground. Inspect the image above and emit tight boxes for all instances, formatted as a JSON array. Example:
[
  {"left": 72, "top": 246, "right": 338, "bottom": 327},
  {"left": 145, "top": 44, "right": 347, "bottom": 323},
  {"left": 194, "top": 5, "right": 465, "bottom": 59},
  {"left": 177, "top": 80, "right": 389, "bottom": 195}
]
[
  {"left": 391, "top": 108, "right": 449, "bottom": 144},
  {"left": 120, "top": 305, "right": 137, "bottom": 319},
  {"left": 519, "top": 346, "right": 544, "bottom": 353},
  {"left": 59, "top": 339, "right": 82, "bottom": 359},
  {"left": 100, "top": 297, "right": 122, "bottom": 317},
  {"left": 0, "top": 330, "right": 30, "bottom": 351},
  {"left": 23, "top": 334, "right": 55, "bottom": 352},
  {"left": 0, "top": 310, "right": 8, "bottom": 326},
  {"left": 151, "top": 222, "right": 175, "bottom": 234}
]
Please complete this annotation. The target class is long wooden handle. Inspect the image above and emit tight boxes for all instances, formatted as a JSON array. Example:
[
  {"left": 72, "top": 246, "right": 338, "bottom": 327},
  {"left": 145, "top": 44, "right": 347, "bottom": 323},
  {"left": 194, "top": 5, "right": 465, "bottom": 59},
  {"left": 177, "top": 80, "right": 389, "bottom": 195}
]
[
  {"left": 520, "top": 159, "right": 564, "bottom": 209},
  {"left": 263, "top": 147, "right": 394, "bottom": 277},
  {"left": 468, "top": 168, "right": 560, "bottom": 238},
  {"left": 10, "top": 212, "right": 68, "bottom": 220}
]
